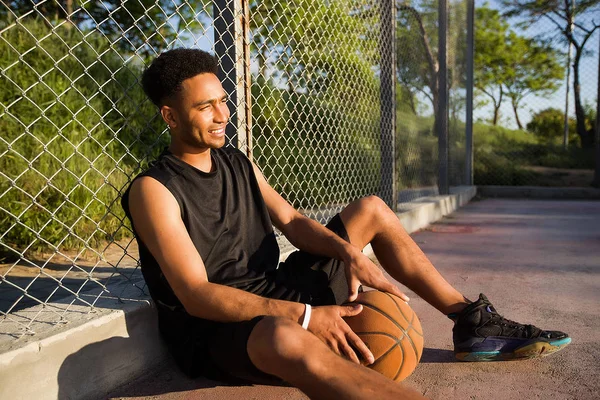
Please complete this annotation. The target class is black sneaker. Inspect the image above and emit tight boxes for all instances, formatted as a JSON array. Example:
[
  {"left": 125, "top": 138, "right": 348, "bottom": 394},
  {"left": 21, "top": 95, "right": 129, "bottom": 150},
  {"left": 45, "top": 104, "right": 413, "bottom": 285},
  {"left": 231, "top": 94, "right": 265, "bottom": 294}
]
[{"left": 450, "top": 294, "right": 571, "bottom": 361}]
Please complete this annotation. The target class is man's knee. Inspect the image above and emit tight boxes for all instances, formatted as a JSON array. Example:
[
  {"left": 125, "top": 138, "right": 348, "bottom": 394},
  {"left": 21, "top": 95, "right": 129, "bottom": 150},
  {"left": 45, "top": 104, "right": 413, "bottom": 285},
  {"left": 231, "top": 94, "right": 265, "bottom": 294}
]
[
  {"left": 354, "top": 195, "right": 390, "bottom": 219},
  {"left": 247, "top": 316, "right": 311, "bottom": 374}
]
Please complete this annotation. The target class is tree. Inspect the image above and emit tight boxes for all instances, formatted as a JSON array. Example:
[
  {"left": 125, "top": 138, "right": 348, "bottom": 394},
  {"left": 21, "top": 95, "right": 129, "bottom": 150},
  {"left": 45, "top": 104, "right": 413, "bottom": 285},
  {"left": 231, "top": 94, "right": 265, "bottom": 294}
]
[
  {"left": 0, "top": 4, "right": 187, "bottom": 253},
  {"left": 501, "top": 0, "right": 600, "bottom": 147},
  {"left": 395, "top": 1, "right": 467, "bottom": 130},
  {"left": 473, "top": 4, "right": 564, "bottom": 129},
  {"left": 2, "top": 0, "right": 210, "bottom": 56},
  {"left": 396, "top": 3, "right": 439, "bottom": 118},
  {"left": 250, "top": 1, "right": 379, "bottom": 99},
  {"left": 473, "top": 4, "right": 511, "bottom": 125},
  {"left": 503, "top": 33, "right": 564, "bottom": 129}
]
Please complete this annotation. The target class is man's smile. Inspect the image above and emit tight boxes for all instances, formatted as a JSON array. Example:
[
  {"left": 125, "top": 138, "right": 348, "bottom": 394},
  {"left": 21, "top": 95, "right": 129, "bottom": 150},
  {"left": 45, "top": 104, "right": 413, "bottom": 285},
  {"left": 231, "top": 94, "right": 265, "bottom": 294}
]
[{"left": 208, "top": 127, "right": 226, "bottom": 136}]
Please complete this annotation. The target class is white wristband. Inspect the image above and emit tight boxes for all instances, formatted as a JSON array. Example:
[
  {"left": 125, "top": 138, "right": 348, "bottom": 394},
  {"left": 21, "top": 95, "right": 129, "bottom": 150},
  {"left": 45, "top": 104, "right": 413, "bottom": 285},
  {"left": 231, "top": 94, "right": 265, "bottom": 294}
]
[{"left": 301, "top": 303, "right": 312, "bottom": 330}]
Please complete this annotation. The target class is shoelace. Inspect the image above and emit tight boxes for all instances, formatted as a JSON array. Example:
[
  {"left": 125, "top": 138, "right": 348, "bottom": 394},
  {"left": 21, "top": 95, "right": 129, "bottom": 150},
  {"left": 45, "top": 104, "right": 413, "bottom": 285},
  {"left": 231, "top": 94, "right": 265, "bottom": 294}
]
[{"left": 488, "top": 312, "right": 538, "bottom": 337}]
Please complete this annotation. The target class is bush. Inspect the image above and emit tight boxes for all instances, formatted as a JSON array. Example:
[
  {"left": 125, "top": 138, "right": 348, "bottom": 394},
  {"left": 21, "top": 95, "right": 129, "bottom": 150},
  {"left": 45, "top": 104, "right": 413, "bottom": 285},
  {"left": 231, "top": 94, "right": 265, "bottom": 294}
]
[
  {"left": 473, "top": 122, "right": 595, "bottom": 186},
  {"left": 474, "top": 149, "right": 540, "bottom": 185},
  {"left": 252, "top": 77, "right": 381, "bottom": 209},
  {"left": 396, "top": 111, "right": 438, "bottom": 189},
  {"left": 526, "top": 108, "right": 578, "bottom": 146},
  {"left": 0, "top": 18, "right": 166, "bottom": 256}
]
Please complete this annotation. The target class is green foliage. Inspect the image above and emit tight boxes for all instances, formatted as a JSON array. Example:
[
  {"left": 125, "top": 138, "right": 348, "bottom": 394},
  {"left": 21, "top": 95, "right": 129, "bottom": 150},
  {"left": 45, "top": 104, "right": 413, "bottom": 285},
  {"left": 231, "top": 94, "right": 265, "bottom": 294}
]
[
  {"left": 501, "top": 0, "right": 600, "bottom": 28},
  {"left": 474, "top": 151, "right": 540, "bottom": 185},
  {"left": 249, "top": 1, "right": 383, "bottom": 209},
  {"left": 474, "top": 5, "right": 510, "bottom": 88},
  {"left": 503, "top": 33, "right": 564, "bottom": 128},
  {"left": 250, "top": 1, "right": 379, "bottom": 96},
  {"left": 527, "top": 108, "right": 578, "bottom": 145},
  {"left": 473, "top": 4, "right": 510, "bottom": 124},
  {"left": 473, "top": 122, "right": 595, "bottom": 185},
  {"left": 582, "top": 102, "right": 598, "bottom": 133},
  {"left": 474, "top": 3, "right": 564, "bottom": 128},
  {"left": 526, "top": 104, "right": 597, "bottom": 147},
  {"left": 396, "top": 0, "right": 467, "bottom": 117},
  {"left": 396, "top": 3, "right": 438, "bottom": 108},
  {"left": 251, "top": 78, "right": 381, "bottom": 210},
  {"left": 500, "top": 0, "right": 600, "bottom": 145},
  {"left": 531, "top": 146, "right": 595, "bottom": 169},
  {"left": 395, "top": 109, "right": 465, "bottom": 189},
  {"left": 1, "top": 0, "right": 211, "bottom": 55},
  {"left": 474, "top": 123, "right": 541, "bottom": 185},
  {"left": 396, "top": 111, "right": 438, "bottom": 189},
  {"left": 0, "top": 18, "right": 166, "bottom": 255}
]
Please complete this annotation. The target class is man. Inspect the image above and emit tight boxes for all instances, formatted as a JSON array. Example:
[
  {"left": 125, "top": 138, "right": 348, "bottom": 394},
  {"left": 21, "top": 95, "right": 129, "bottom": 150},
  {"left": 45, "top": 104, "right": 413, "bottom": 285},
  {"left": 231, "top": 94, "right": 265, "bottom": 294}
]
[{"left": 121, "top": 48, "right": 570, "bottom": 399}]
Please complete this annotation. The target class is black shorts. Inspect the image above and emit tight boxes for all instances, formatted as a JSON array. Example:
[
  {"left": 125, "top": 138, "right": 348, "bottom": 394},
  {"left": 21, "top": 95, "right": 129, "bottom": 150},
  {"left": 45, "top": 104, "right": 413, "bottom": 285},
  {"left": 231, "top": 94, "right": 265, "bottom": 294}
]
[{"left": 168, "top": 214, "right": 352, "bottom": 384}]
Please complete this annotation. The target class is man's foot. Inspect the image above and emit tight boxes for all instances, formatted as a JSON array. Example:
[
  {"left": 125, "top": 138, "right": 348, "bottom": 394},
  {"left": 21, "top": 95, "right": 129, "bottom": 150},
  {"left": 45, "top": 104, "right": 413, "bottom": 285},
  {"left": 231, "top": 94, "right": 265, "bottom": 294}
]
[{"left": 450, "top": 294, "right": 571, "bottom": 362}]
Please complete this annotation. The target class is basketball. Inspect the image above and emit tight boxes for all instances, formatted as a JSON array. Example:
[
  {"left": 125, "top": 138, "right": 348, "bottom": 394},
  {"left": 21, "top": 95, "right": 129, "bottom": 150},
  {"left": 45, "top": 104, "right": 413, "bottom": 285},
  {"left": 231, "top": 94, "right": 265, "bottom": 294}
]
[{"left": 343, "top": 290, "right": 424, "bottom": 382}]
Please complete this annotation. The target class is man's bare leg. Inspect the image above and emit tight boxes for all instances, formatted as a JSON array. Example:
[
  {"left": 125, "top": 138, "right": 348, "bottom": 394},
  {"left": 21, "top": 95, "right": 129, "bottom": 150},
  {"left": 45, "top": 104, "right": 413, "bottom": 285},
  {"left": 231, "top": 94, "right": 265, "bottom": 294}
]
[
  {"left": 339, "top": 195, "right": 469, "bottom": 314},
  {"left": 338, "top": 196, "right": 571, "bottom": 362},
  {"left": 247, "top": 317, "right": 426, "bottom": 400}
]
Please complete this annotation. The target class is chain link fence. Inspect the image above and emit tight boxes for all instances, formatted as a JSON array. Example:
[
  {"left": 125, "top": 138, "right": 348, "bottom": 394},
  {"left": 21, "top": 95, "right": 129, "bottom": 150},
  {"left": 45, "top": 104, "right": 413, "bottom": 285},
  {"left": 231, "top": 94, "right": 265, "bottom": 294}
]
[
  {"left": 249, "top": 0, "right": 396, "bottom": 221},
  {"left": 473, "top": 1, "right": 599, "bottom": 188},
  {"left": 0, "top": 0, "right": 469, "bottom": 343},
  {"left": 395, "top": 0, "right": 469, "bottom": 200}
]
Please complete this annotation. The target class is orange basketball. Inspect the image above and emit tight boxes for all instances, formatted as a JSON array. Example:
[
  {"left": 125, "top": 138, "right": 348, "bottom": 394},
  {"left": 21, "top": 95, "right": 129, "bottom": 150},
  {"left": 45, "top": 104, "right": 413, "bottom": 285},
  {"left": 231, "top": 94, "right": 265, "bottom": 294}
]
[{"left": 343, "top": 290, "right": 424, "bottom": 382}]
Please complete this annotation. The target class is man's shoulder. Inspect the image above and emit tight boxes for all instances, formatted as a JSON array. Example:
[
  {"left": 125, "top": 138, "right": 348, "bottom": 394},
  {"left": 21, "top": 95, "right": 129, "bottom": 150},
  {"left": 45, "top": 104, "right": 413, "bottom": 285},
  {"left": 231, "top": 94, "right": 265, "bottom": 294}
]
[
  {"left": 139, "top": 150, "right": 188, "bottom": 186},
  {"left": 121, "top": 151, "right": 181, "bottom": 211}
]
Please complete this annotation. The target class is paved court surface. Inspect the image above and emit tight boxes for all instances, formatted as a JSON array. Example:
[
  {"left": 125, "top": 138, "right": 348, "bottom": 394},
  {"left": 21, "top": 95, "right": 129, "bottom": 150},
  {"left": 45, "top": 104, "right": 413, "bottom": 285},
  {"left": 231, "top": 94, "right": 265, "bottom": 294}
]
[{"left": 107, "top": 198, "right": 600, "bottom": 400}]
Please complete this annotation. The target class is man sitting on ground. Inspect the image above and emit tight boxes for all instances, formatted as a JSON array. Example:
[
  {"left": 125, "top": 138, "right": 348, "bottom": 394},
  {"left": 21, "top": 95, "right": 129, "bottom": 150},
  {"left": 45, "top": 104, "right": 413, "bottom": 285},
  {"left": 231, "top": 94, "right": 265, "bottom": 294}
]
[{"left": 121, "top": 48, "right": 571, "bottom": 400}]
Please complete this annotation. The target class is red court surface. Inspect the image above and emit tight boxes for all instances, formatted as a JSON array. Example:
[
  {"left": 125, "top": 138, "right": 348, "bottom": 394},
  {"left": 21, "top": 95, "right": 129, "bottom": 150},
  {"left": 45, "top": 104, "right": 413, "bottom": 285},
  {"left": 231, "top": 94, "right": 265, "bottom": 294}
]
[{"left": 107, "top": 198, "right": 600, "bottom": 400}]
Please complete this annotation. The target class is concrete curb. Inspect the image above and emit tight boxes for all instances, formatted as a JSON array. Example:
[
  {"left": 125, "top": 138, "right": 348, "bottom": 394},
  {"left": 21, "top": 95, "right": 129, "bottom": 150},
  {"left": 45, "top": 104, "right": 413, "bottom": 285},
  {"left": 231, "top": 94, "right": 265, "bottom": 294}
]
[
  {"left": 0, "top": 298, "right": 167, "bottom": 400},
  {"left": 478, "top": 185, "right": 600, "bottom": 199},
  {"left": 0, "top": 186, "right": 476, "bottom": 400}
]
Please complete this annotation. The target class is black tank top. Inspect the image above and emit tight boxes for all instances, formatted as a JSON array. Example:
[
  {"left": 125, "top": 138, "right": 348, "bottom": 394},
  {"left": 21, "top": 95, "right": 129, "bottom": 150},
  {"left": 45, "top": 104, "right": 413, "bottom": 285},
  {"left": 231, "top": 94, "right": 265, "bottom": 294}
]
[{"left": 121, "top": 147, "right": 280, "bottom": 312}]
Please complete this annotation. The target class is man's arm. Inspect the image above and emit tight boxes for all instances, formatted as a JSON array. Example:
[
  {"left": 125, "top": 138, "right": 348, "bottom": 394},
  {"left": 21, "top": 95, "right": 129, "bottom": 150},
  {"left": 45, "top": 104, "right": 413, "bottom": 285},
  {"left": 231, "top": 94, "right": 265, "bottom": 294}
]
[
  {"left": 128, "top": 176, "right": 305, "bottom": 323},
  {"left": 250, "top": 163, "right": 351, "bottom": 259},
  {"left": 251, "top": 162, "right": 408, "bottom": 303}
]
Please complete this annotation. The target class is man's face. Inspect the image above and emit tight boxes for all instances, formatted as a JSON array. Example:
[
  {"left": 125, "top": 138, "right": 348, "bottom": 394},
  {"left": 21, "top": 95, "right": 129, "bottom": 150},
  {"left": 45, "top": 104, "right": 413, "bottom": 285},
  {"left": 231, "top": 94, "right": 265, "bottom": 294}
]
[{"left": 163, "top": 73, "right": 230, "bottom": 150}]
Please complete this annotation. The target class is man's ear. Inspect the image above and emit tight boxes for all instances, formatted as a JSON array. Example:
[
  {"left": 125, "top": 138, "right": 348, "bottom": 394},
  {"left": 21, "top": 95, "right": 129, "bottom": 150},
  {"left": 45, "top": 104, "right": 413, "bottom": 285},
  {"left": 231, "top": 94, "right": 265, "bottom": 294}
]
[{"left": 160, "top": 105, "right": 177, "bottom": 129}]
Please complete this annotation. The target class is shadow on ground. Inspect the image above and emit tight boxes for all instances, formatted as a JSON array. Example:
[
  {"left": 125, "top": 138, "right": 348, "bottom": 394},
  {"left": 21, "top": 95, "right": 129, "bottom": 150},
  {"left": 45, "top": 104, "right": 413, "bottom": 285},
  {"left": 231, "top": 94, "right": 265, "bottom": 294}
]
[{"left": 419, "top": 348, "right": 455, "bottom": 364}]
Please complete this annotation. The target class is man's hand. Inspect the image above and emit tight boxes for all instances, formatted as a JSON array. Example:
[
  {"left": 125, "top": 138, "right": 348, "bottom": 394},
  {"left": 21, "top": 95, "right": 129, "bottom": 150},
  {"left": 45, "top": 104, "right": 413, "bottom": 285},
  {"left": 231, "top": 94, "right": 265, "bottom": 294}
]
[
  {"left": 343, "top": 245, "right": 410, "bottom": 303},
  {"left": 307, "top": 304, "right": 375, "bottom": 365}
]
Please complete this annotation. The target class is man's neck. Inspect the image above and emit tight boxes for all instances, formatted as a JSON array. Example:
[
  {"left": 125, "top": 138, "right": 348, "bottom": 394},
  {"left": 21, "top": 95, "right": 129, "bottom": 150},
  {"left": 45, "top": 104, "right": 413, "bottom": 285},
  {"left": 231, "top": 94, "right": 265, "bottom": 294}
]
[{"left": 169, "top": 143, "right": 213, "bottom": 173}]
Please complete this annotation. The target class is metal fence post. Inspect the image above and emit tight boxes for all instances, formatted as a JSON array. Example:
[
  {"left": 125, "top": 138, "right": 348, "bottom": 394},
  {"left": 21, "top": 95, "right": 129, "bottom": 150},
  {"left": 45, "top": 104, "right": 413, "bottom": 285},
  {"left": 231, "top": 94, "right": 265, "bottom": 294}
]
[
  {"left": 380, "top": 0, "right": 397, "bottom": 210},
  {"left": 437, "top": 0, "right": 449, "bottom": 194},
  {"left": 563, "top": 0, "right": 575, "bottom": 150},
  {"left": 465, "top": 0, "right": 474, "bottom": 186},
  {"left": 213, "top": 0, "right": 251, "bottom": 156},
  {"left": 593, "top": 30, "right": 600, "bottom": 188}
]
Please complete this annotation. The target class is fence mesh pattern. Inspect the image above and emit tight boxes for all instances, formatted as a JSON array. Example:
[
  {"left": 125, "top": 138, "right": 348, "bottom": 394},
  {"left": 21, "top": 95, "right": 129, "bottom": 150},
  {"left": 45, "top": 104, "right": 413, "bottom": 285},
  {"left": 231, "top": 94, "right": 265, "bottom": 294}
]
[
  {"left": 249, "top": 1, "right": 394, "bottom": 222},
  {"left": 0, "top": 0, "right": 468, "bottom": 342}
]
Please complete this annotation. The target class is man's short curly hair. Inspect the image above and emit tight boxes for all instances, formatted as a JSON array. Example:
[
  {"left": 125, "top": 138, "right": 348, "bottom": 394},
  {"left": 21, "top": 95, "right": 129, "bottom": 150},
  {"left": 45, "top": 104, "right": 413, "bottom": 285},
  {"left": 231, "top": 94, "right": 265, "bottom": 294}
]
[{"left": 141, "top": 48, "right": 219, "bottom": 107}]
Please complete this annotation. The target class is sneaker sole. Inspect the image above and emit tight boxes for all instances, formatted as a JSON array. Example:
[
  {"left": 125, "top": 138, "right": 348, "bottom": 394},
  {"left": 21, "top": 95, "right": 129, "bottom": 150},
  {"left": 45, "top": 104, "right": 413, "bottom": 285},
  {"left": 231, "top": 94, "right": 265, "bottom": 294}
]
[{"left": 455, "top": 337, "right": 572, "bottom": 362}]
